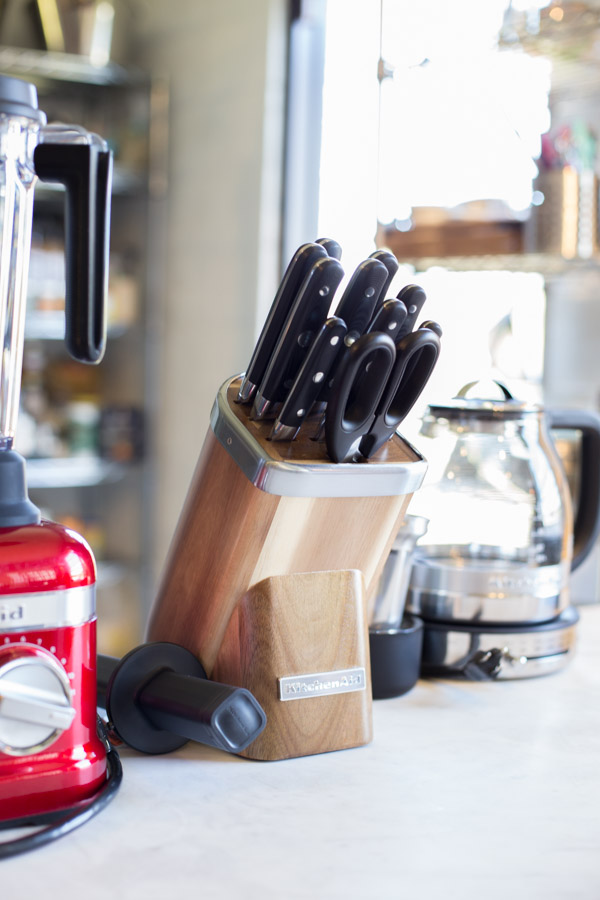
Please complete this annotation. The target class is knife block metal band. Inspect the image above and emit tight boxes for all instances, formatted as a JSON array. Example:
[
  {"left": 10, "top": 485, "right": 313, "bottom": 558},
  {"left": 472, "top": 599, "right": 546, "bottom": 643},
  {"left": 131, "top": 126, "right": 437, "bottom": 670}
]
[
  {"left": 147, "top": 374, "right": 426, "bottom": 684},
  {"left": 212, "top": 569, "right": 371, "bottom": 760}
]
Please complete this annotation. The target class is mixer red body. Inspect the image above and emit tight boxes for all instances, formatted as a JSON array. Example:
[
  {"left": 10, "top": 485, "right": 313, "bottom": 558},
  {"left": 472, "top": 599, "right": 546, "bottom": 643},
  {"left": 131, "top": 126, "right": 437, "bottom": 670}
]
[{"left": 0, "top": 521, "right": 106, "bottom": 822}]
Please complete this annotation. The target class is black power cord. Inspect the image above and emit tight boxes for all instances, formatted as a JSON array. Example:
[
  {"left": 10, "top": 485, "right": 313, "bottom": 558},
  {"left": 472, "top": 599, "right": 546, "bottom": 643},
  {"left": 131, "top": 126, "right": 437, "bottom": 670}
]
[{"left": 0, "top": 719, "right": 122, "bottom": 859}]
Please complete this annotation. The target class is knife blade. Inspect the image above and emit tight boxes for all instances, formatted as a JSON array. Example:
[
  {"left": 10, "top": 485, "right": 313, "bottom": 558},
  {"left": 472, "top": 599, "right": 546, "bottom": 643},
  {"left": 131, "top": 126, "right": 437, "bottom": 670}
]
[
  {"left": 237, "top": 242, "right": 328, "bottom": 403},
  {"left": 251, "top": 255, "right": 345, "bottom": 419},
  {"left": 270, "top": 316, "right": 348, "bottom": 441},
  {"left": 317, "top": 237, "right": 343, "bottom": 260},
  {"left": 396, "top": 284, "right": 428, "bottom": 339}
]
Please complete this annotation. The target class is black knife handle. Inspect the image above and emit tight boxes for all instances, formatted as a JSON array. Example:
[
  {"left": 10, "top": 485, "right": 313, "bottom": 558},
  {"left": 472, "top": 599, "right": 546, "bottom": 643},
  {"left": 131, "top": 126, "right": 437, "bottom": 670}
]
[
  {"left": 272, "top": 316, "right": 348, "bottom": 438},
  {"left": 369, "top": 249, "right": 399, "bottom": 311},
  {"left": 317, "top": 237, "right": 343, "bottom": 260},
  {"left": 367, "top": 298, "right": 408, "bottom": 340},
  {"left": 334, "top": 258, "right": 389, "bottom": 343},
  {"left": 238, "top": 242, "right": 328, "bottom": 402},
  {"left": 253, "top": 255, "right": 344, "bottom": 411},
  {"left": 396, "top": 284, "right": 427, "bottom": 338}
]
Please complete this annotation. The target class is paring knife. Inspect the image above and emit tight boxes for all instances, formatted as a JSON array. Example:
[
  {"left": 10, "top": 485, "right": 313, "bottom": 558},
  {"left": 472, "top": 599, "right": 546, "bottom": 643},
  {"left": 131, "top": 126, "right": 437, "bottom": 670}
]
[
  {"left": 317, "top": 237, "right": 343, "bottom": 260},
  {"left": 270, "top": 316, "right": 348, "bottom": 441},
  {"left": 396, "top": 284, "right": 428, "bottom": 339},
  {"left": 251, "top": 255, "right": 345, "bottom": 420},
  {"left": 367, "top": 298, "right": 408, "bottom": 339},
  {"left": 237, "top": 242, "right": 328, "bottom": 403}
]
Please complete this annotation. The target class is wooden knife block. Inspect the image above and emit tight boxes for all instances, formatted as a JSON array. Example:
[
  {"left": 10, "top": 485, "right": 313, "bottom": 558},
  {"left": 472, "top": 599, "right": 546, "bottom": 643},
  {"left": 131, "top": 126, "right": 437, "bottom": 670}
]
[
  {"left": 146, "top": 376, "right": 426, "bottom": 759},
  {"left": 213, "top": 569, "right": 371, "bottom": 760}
]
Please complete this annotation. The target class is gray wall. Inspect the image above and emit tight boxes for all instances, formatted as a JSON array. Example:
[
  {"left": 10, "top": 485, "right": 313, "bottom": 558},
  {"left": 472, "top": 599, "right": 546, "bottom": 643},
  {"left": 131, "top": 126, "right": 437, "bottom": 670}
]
[{"left": 127, "top": 0, "right": 288, "bottom": 584}]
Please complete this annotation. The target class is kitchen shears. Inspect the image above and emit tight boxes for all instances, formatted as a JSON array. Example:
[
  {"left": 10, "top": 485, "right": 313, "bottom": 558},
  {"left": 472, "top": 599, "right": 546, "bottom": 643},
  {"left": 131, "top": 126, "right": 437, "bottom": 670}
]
[{"left": 324, "top": 325, "right": 441, "bottom": 463}]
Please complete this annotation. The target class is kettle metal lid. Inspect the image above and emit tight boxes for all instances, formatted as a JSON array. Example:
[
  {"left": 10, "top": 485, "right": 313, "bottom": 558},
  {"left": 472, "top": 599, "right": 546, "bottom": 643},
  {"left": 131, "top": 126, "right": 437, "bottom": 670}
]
[
  {"left": 427, "top": 380, "right": 541, "bottom": 420},
  {"left": 0, "top": 74, "right": 46, "bottom": 124}
]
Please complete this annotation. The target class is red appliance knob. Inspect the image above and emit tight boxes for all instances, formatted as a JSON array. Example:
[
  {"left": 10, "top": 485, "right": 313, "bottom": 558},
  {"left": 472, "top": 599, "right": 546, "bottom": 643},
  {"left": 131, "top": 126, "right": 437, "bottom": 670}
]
[{"left": 0, "top": 644, "right": 75, "bottom": 756}]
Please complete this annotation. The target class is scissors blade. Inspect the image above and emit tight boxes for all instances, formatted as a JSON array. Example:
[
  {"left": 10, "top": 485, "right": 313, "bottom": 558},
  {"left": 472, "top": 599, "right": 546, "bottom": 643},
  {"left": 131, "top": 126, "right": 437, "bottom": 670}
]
[
  {"left": 359, "top": 327, "right": 441, "bottom": 460},
  {"left": 324, "top": 332, "right": 396, "bottom": 463}
]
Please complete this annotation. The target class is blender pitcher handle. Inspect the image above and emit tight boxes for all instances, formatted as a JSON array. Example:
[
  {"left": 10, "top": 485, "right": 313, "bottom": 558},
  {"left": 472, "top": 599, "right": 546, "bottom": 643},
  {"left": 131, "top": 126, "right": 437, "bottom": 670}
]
[
  {"left": 33, "top": 141, "right": 113, "bottom": 363},
  {"left": 547, "top": 409, "right": 600, "bottom": 571}
]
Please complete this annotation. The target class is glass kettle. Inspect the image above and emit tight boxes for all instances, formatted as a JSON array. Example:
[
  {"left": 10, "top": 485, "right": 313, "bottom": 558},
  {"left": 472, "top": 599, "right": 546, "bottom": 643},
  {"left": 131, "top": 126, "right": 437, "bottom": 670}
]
[
  {"left": 0, "top": 73, "right": 111, "bottom": 524},
  {"left": 406, "top": 381, "right": 600, "bottom": 625}
]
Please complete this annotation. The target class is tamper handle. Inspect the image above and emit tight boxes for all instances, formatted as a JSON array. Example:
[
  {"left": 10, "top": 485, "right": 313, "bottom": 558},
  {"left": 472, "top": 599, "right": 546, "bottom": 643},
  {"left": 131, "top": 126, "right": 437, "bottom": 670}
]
[{"left": 98, "top": 643, "right": 266, "bottom": 755}]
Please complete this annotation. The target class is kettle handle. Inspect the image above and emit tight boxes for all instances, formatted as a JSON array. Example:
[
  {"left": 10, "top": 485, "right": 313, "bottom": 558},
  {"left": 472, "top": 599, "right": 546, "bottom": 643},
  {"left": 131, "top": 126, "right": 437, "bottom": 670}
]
[
  {"left": 33, "top": 142, "right": 113, "bottom": 364},
  {"left": 547, "top": 409, "right": 600, "bottom": 571}
]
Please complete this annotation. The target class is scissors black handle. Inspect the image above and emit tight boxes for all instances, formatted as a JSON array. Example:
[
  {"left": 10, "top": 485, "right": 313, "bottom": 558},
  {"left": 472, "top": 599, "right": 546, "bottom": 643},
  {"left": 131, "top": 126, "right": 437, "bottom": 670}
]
[
  {"left": 325, "top": 332, "right": 396, "bottom": 463},
  {"left": 359, "top": 327, "right": 441, "bottom": 459}
]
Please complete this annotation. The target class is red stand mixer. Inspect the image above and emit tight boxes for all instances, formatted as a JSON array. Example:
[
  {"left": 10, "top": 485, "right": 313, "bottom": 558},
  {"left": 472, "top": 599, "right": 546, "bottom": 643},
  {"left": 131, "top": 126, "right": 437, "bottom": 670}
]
[{"left": 0, "top": 74, "right": 114, "bottom": 829}]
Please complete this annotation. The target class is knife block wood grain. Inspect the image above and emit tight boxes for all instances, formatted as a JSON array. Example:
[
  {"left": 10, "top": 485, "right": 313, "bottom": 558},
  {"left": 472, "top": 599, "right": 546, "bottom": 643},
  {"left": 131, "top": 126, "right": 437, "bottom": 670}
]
[
  {"left": 146, "top": 380, "right": 416, "bottom": 676},
  {"left": 212, "top": 569, "right": 372, "bottom": 760}
]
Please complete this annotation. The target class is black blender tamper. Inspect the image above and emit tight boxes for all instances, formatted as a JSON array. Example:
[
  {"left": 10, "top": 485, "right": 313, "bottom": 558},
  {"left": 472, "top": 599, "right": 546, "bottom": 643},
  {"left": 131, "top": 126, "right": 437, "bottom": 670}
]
[{"left": 97, "top": 642, "right": 267, "bottom": 755}]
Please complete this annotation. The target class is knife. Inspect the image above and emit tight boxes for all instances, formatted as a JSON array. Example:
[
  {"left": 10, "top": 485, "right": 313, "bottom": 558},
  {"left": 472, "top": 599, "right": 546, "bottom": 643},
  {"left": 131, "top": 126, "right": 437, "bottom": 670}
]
[
  {"left": 270, "top": 316, "right": 348, "bottom": 441},
  {"left": 237, "top": 242, "right": 328, "bottom": 403},
  {"left": 396, "top": 284, "right": 428, "bottom": 339},
  {"left": 251, "top": 255, "right": 345, "bottom": 419},
  {"left": 317, "top": 237, "right": 343, "bottom": 260},
  {"left": 367, "top": 298, "right": 408, "bottom": 340},
  {"left": 369, "top": 249, "right": 399, "bottom": 312},
  {"left": 333, "top": 257, "right": 390, "bottom": 345}
]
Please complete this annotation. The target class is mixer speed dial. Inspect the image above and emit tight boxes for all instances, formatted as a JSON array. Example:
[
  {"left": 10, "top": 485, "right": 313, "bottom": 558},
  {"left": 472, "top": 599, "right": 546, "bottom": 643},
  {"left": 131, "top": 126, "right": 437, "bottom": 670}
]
[{"left": 0, "top": 644, "right": 75, "bottom": 756}]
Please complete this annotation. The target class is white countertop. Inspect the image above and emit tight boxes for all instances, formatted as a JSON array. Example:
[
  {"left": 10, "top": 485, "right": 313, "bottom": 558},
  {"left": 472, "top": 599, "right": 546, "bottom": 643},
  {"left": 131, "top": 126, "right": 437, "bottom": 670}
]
[{"left": 3, "top": 605, "right": 600, "bottom": 900}]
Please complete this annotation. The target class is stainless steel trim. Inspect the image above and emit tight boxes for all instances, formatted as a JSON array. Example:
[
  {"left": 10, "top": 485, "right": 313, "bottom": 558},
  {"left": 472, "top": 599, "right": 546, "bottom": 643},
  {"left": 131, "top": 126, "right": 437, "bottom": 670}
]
[
  {"left": 0, "top": 585, "right": 95, "bottom": 632},
  {"left": 211, "top": 376, "right": 428, "bottom": 498},
  {"left": 278, "top": 666, "right": 367, "bottom": 700},
  {"left": 407, "top": 554, "right": 568, "bottom": 624}
]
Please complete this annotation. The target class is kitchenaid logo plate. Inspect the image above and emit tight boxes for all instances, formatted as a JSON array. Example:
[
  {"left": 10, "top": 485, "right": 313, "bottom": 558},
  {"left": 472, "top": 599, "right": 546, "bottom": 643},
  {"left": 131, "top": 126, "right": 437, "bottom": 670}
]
[
  {"left": 278, "top": 667, "right": 366, "bottom": 701},
  {"left": 0, "top": 586, "right": 95, "bottom": 632}
]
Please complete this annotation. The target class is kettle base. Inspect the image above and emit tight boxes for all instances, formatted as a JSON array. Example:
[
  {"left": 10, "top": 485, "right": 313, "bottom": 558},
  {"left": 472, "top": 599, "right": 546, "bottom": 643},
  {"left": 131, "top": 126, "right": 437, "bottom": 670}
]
[{"left": 420, "top": 605, "right": 579, "bottom": 680}]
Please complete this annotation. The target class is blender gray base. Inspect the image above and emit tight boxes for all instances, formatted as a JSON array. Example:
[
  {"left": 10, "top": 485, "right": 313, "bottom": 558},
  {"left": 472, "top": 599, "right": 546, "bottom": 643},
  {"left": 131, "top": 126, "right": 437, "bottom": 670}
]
[{"left": 420, "top": 606, "right": 579, "bottom": 680}]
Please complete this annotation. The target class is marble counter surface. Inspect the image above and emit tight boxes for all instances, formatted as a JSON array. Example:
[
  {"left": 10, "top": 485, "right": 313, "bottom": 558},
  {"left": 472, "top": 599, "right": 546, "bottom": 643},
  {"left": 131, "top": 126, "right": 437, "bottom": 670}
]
[{"left": 3, "top": 605, "right": 600, "bottom": 900}]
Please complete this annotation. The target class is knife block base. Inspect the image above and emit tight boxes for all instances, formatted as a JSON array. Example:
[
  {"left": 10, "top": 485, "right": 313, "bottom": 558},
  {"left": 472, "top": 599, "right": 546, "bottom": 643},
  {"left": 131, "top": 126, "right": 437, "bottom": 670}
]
[{"left": 212, "top": 569, "right": 372, "bottom": 761}]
